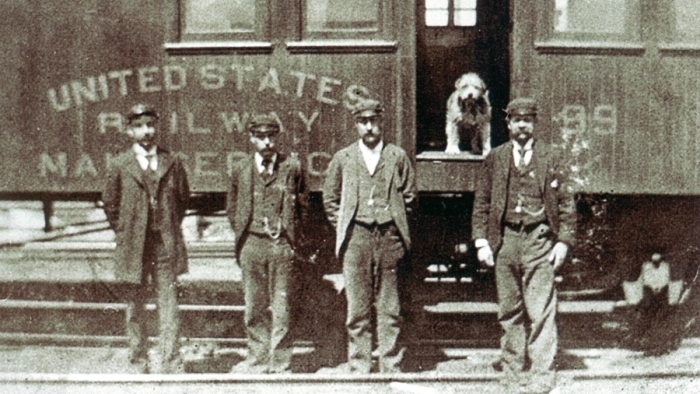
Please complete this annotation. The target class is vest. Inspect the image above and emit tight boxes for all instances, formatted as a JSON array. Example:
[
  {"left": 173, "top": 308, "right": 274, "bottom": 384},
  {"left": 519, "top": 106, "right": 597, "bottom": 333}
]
[
  {"left": 248, "top": 169, "right": 286, "bottom": 238},
  {"left": 504, "top": 155, "right": 547, "bottom": 226},
  {"left": 354, "top": 154, "right": 394, "bottom": 226}
]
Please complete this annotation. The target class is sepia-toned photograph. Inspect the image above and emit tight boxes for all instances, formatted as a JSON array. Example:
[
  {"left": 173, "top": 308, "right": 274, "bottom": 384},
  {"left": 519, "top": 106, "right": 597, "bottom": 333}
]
[{"left": 0, "top": 1, "right": 698, "bottom": 393}]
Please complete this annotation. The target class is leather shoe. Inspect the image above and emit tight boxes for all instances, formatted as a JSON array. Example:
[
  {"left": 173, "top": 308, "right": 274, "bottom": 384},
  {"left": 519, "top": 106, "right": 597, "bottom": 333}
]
[
  {"left": 129, "top": 357, "right": 149, "bottom": 374},
  {"left": 492, "top": 359, "right": 503, "bottom": 372}
]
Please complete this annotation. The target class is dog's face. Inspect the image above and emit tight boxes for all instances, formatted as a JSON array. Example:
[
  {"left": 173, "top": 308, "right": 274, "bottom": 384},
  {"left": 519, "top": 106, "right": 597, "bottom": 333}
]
[
  {"left": 454, "top": 73, "right": 487, "bottom": 115},
  {"left": 446, "top": 72, "right": 491, "bottom": 154}
]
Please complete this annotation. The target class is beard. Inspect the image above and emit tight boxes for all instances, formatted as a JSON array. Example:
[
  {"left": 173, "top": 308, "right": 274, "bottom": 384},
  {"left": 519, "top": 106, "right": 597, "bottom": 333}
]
[
  {"left": 511, "top": 131, "right": 533, "bottom": 145},
  {"left": 362, "top": 132, "right": 381, "bottom": 148},
  {"left": 258, "top": 148, "right": 276, "bottom": 159}
]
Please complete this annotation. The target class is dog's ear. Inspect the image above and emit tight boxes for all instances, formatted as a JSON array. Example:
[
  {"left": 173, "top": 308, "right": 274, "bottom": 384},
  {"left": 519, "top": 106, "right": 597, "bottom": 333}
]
[
  {"left": 477, "top": 92, "right": 492, "bottom": 117},
  {"left": 455, "top": 74, "right": 468, "bottom": 90},
  {"left": 479, "top": 79, "right": 487, "bottom": 91},
  {"left": 481, "top": 90, "right": 491, "bottom": 106}
]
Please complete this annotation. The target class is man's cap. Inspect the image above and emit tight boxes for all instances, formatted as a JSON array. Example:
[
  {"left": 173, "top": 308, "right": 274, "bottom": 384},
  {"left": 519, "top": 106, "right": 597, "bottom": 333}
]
[
  {"left": 247, "top": 114, "right": 280, "bottom": 134},
  {"left": 351, "top": 98, "right": 384, "bottom": 117},
  {"left": 505, "top": 97, "right": 538, "bottom": 117},
  {"left": 126, "top": 103, "right": 159, "bottom": 123}
]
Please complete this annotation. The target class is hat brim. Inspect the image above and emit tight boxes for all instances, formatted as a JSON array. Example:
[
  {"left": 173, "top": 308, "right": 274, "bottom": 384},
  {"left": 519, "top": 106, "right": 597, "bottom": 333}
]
[{"left": 127, "top": 112, "right": 159, "bottom": 123}]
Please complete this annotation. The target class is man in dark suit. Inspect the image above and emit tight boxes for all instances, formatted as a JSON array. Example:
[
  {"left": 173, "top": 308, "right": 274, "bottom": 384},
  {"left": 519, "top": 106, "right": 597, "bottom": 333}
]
[
  {"left": 102, "top": 103, "right": 190, "bottom": 374},
  {"left": 322, "top": 98, "right": 416, "bottom": 374},
  {"left": 227, "top": 114, "right": 307, "bottom": 374},
  {"left": 472, "top": 97, "right": 576, "bottom": 394}
]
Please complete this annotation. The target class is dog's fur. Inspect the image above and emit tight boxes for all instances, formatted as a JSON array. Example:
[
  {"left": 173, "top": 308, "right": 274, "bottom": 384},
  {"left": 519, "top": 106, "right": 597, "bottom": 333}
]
[{"left": 445, "top": 73, "right": 491, "bottom": 155}]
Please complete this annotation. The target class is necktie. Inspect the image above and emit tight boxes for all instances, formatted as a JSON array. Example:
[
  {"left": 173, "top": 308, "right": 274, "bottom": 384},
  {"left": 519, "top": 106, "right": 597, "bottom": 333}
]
[
  {"left": 517, "top": 148, "right": 525, "bottom": 169},
  {"left": 261, "top": 158, "right": 272, "bottom": 179}
]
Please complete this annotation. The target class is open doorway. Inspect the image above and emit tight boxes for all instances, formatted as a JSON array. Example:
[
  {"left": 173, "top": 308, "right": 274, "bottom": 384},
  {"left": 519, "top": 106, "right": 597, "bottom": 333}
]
[{"left": 416, "top": 0, "right": 510, "bottom": 153}]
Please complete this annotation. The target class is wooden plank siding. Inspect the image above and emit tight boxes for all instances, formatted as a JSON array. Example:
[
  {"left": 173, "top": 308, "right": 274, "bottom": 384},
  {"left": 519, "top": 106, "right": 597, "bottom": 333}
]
[
  {"left": 164, "top": 0, "right": 416, "bottom": 193},
  {"left": 162, "top": 1, "right": 415, "bottom": 192},
  {"left": 0, "top": 0, "right": 416, "bottom": 194},
  {"left": 513, "top": 2, "right": 700, "bottom": 195},
  {"left": 163, "top": 49, "right": 404, "bottom": 192},
  {"left": 0, "top": 1, "right": 166, "bottom": 194}
]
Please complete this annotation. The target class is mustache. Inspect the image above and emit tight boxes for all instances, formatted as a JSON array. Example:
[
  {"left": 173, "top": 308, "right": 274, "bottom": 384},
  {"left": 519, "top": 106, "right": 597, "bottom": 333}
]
[{"left": 259, "top": 147, "right": 276, "bottom": 156}]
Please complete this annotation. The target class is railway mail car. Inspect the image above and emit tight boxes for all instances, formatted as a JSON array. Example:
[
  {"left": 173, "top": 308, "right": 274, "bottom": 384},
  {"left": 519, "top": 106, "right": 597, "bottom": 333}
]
[
  {"left": 0, "top": 0, "right": 698, "bottom": 305},
  {"left": 509, "top": 0, "right": 700, "bottom": 302}
]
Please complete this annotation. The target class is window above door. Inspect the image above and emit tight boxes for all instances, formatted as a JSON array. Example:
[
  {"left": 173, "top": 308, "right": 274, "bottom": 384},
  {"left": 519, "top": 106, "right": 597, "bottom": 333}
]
[{"left": 424, "top": 0, "right": 477, "bottom": 27}]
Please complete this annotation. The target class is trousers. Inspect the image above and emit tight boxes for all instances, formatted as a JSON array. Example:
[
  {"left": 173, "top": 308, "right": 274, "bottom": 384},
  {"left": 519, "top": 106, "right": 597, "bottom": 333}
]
[
  {"left": 496, "top": 223, "right": 557, "bottom": 393},
  {"left": 126, "top": 231, "right": 182, "bottom": 373},
  {"left": 239, "top": 233, "right": 295, "bottom": 372},
  {"left": 342, "top": 222, "right": 405, "bottom": 373}
]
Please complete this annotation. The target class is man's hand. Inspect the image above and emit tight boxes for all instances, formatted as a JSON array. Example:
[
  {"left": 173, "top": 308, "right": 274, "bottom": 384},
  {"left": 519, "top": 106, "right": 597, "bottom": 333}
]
[
  {"left": 548, "top": 242, "right": 569, "bottom": 271},
  {"left": 477, "top": 245, "right": 495, "bottom": 267}
]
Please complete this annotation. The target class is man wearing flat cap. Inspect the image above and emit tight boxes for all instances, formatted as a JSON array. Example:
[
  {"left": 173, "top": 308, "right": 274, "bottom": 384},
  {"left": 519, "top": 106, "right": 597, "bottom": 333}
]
[
  {"left": 322, "top": 98, "right": 416, "bottom": 373},
  {"left": 227, "top": 113, "right": 307, "bottom": 374},
  {"left": 472, "top": 97, "right": 575, "bottom": 393},
  {"left": 102, "top": 103, "right": 190, "bottom": 373}
]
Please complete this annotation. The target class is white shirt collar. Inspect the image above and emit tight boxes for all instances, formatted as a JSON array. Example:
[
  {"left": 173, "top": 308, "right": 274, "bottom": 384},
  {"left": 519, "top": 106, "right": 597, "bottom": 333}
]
[
  {"left": 512, "top": 139, "right": 534, "bottom": 151},
  {"left": 512, "top": 139, "right": 534, "bottom": 167},
  {"left": 132, "top": 144, "right": 157, "bottom": 171},
  {"left": 132, "top": 143, "right": 157, "bottom": 157},
  {"left": 358, "top": 139, "right": 383, "bottom": 175},
  {"left": 254, "top": 152, "right": 277, "bottom": 174},
  {"left": 358, "top": 139, "right": 383, "bottom": 155}
]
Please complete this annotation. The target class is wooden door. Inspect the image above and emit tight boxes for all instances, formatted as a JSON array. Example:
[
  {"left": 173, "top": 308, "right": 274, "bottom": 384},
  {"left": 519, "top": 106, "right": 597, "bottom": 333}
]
[{"left": 416, "top": 0, "right": 510, "bottom": 152}]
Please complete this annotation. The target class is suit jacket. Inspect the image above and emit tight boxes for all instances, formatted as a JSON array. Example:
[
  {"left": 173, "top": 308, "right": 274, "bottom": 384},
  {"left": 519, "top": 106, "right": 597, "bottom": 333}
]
[
  {"left": 102, "top": 147, "right": 190, "bottom": 284},
  {"left": 323, "top": 141, "right": 417, "bottom": 257},
  {"left": 472, "top": 140, "right": 576, "bottom": 252},
  {"left": 226, "top": 153, "right": 307, "bottom": 258}
]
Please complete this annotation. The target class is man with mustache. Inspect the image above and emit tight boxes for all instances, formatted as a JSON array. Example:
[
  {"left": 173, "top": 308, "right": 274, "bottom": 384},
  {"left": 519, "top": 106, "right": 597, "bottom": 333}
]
[
  {"left": 102, "top": 103, "right": 190, "bottom": 374},
  {"left": 227, "top": 114, "right": 307, "bottom": 374},
  {"left": 472, "top": 97, "right": 576, "bottom": 394},
  {"left": 323, "top": 98, "right": 416, "bottom": 373}
]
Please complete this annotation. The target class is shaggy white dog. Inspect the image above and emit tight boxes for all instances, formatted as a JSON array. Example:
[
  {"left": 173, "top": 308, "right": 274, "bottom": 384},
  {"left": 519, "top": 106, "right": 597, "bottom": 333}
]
[{"left": 445, "top": 73, "right": 491, "bottom": 155}]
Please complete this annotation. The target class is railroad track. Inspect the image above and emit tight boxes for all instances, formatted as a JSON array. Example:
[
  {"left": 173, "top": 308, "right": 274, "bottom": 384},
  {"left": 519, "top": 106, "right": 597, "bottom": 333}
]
[{"left": 0, "top": 341, "right": 697, "bottom": 393}]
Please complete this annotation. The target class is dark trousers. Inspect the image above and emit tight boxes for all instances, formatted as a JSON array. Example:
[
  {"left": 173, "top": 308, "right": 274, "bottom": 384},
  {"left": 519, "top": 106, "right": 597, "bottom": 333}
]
[
  {"left": 342, "top": 222, "right": 405, "bottom": 373},
  {"left": 239, "top": 233, "right": 295, "bottom": 372},
  {"left": 126, "top": 231, "right": 182, "bottom": 373},
  {"left": 496, "top": 223, "right": 557, "bottom": 393}
]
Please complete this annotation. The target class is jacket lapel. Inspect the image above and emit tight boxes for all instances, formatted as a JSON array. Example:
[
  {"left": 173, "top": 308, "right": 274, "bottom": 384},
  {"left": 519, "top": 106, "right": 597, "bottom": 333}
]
[
  {"left": 375, "top": 145, "right": 387, "bottom": 174},
  {"left": 533, "top": 141, "right": 549, "bottom": 193},
  {"left": 378, "top": 145, "right": 397, "bottom": 185},
  {"left": 496, "top": 144, "right": 511, "bottom": 195},
  {"left": 124, "top": 154, "right": 146, "bottom": 187},
  {"left": 265, "top": 154, "right": 285, "bottom": 184},
  {"left": 243, "top": 156, "right": 255, "bottom": 206},
  {"left": 350, "top": 143, "right": 363, "bottom": 198},
  {"left": 154, "top": 151, "right": 175, "bottom": 181},
  {"left": 125, "top": 149, "right": 176, "bottom": 185}
]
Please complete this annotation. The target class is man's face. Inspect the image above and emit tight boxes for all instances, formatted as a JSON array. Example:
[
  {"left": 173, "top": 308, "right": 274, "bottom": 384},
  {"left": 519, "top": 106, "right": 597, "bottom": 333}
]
[
  {"left": 126, "top": 115, "right": 157, "bottom": 149},
  {"left": 507, "top": 114, "right": 536, "bottom": 145},
  {"left": 249, "top": 127, "right": 279, "bottom": 158},
  {"left": 355, "top": 110, "right": 383, "bottom": 149}
]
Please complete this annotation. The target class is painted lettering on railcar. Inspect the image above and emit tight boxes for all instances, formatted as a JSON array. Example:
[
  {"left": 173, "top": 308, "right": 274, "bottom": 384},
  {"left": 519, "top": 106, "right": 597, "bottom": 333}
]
[
  {"left": 40, "top": 64, "right": 375, "bottom": 184},
  {"left": 47, "top": 65, "right": 362, "bottom": 112}
]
